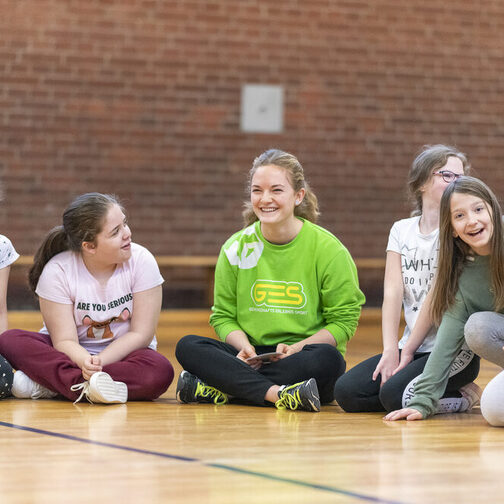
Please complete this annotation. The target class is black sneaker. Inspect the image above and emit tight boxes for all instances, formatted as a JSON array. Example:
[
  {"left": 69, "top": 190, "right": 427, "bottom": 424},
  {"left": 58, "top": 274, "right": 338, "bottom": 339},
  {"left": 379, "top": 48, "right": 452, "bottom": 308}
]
[
  {"left": 176, "top": 371, "right": 229, "bottom": 405},
  {"left": 0, "top": 355, "right": 14, "bottom": 399},
  {"left": 275, "top": 378, "right": 320, "bottom": 412}
]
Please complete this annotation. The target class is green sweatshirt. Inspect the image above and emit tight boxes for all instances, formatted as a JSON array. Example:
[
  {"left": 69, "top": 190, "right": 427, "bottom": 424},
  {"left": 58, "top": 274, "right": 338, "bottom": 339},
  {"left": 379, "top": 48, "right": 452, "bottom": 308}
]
[
  {"left": 209, "top": 219, "right": 365, "bottom": 357},
  {"left": 408, "top": 255, "right": 496, "bottom": 418}
]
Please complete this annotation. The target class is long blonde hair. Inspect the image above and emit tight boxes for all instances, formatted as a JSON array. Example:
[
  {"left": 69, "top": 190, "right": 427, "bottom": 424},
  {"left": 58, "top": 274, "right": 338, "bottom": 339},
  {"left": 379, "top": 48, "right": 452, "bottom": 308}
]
[
  {"left": 242, "top": 149, "right": 320, "bottom": 226},
  {"left": 431, "top": 176, "right": 504, "bottom": 325}
]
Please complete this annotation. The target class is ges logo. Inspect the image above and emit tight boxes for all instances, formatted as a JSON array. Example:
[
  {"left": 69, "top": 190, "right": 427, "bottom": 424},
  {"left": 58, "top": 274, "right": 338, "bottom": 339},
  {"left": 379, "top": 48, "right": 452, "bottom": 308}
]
[{"left": 251, "top": 280, "right": 306, "bottom": 309}]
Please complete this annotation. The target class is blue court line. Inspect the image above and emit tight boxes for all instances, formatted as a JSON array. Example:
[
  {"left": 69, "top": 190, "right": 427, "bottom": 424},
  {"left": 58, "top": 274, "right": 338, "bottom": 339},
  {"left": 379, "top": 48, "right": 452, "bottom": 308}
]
[{"left": 0, "top": 421, "right": 407, "bottom": 504}]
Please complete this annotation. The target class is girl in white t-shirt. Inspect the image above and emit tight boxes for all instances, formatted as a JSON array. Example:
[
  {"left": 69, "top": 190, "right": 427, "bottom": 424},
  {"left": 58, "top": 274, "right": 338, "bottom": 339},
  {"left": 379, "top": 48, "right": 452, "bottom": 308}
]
[
  {"left": 334, "top": 145, "right": 481, "bottom": 413},
  {"left": 0, "top": 234, "right": 20, "bottom": 399},
  {"left": 0, "top": 193, "right": 173, "bottom": 404}
]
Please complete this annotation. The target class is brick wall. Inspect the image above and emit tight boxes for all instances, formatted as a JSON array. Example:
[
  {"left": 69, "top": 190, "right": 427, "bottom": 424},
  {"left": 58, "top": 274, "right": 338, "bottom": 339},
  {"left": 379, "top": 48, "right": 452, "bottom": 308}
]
[{"left": 1, "top": 0, "right": 503, "bottom": 306}]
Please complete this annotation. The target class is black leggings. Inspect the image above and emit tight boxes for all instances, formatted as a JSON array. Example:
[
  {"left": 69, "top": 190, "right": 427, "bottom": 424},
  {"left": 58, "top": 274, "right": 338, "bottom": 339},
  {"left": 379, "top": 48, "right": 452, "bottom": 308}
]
[
  {"left": 333, "top": 349, "right": 480, "bottom": 412},
  {"left": 175, "top": 334, "right": 346, "bottom": 405}
]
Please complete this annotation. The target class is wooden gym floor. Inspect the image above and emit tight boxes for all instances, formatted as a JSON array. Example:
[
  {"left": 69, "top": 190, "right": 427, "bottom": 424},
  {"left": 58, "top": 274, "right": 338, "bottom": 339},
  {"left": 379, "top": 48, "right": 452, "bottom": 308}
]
[{"left": 0, "top": 310, "right": 502, "bottom": 504}]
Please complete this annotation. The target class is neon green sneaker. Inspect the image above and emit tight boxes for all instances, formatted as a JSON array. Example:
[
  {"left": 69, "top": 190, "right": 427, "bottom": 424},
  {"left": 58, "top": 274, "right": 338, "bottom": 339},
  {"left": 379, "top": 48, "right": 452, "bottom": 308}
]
[
  {"left": 275, "top": 378, "right": 320, "bottom": 412},
  {"left": 176, "top": 371, "right": 228, "bottom": 405}
]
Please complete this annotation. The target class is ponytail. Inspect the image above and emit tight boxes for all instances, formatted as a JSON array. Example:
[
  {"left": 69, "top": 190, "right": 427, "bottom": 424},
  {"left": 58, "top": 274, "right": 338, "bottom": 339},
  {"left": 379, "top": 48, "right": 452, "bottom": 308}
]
[
  {"left": 296, "top": 182, "right": 319, "bottom": 223},
  {"left": 28, "top": 226, "right": 68, "bottom": 293}
]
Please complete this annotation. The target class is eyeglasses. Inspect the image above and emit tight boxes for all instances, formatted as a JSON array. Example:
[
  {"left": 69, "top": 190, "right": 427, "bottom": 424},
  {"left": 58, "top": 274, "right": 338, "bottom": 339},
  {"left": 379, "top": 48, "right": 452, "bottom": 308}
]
[{"left": 432, "top": 170, "right": 463, "bottom": 183}]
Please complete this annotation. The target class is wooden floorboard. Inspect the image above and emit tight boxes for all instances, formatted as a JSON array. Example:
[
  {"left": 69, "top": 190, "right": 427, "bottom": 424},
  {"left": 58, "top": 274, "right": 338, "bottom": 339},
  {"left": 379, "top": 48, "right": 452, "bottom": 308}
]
[{"left": 0, "top": 310, "right": 502, "bottom": 504}]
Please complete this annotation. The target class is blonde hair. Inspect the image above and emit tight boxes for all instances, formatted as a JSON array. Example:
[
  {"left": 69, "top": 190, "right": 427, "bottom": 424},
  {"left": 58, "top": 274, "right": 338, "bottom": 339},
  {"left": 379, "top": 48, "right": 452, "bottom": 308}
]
[
  {"left": 431, "top": 176, "right": 504, "bottom": 325},
  {"left": 242, "top": 149, "right": 319, "bottom": 226},
  {"left": 408, "top": 144, "right": 470, "bottom": 216}
]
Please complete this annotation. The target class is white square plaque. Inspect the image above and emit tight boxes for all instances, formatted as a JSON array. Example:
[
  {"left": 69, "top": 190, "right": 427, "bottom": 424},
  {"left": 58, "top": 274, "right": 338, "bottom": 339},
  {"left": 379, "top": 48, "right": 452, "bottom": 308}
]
[{"left": 240, "top": 84, "right": 284, "bottom": 133}]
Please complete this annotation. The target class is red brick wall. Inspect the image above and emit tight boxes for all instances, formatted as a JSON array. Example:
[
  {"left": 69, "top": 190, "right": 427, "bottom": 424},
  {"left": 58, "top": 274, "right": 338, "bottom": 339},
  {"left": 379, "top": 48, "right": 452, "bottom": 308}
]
[{"left": 1, "top": 0, "right": 503, "bottom": 263}]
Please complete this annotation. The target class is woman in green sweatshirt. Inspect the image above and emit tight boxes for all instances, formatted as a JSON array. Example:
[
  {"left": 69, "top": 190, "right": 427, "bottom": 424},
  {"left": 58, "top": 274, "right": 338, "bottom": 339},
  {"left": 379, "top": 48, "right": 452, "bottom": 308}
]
[
  {"left": 385, "top": 176, "right": 504, "bottom": 421},
  {"left": 175, "top": 149, "right": 365, "bottom": 412}
]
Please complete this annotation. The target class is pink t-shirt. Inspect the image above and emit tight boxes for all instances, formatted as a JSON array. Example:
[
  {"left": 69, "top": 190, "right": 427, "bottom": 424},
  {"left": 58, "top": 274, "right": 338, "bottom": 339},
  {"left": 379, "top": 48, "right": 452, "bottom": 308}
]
[{"left": 36, "top": 243, "right": 164, "bottom": 354}]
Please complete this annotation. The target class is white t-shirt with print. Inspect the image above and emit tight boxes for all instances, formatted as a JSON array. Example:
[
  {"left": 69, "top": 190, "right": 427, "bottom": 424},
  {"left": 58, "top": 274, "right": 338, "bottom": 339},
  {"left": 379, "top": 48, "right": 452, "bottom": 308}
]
[
  {"left": 36, "top": 243, "right": 164, "bottom": 354},
  {"left": 0, "top": 235, "right": 19, "bottom": 269},
  {"left": 386, "top": 216, "right": 438, "bottom": 353}
]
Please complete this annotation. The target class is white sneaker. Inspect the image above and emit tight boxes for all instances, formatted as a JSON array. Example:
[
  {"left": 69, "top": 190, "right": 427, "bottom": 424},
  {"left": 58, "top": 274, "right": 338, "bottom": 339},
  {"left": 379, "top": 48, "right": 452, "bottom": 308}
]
[
  {"left": 459, "top": 382, "right": 483, "bottom": 412},
  {"left": 12, "top": 371, "right": 58, "bottom": 400},
  {"left": 71, "top": 372, "right": 128, "bottom": 404}
]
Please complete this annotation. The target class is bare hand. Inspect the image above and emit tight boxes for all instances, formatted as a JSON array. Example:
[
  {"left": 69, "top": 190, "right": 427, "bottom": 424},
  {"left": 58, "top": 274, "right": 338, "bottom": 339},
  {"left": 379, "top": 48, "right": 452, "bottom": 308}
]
[
  {"left": 372, "top": 351, "right": 399, "bottom": 385},
  {"left": 275, "top": 342, "right": 301, "bottom": 359},
  {"left": 383, "top": 408, "right": 423, "bottom": 421},
  {"left": 236, "top": 345, "right": 261, "bottom": 369},
  {"left": 81, "top": 355, "right": 102, "bottom": 381},
  {"left": 392, "top": 351, "right": 414, "bottom": 376}
]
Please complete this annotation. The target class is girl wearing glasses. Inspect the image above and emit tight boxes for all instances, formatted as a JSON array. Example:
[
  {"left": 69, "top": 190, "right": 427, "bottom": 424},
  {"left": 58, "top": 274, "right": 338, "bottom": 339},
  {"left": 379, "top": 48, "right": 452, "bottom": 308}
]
[
  {"left": 334, "top": 145, "right": 480, "bottom": 414},
  {"left": 385, "top": 176, "right": 504, "bottom": 423}
]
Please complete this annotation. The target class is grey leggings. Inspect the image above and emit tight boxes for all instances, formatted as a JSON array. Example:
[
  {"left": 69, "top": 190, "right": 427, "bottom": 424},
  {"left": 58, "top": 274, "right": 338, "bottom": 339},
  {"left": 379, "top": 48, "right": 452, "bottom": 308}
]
[{"left": 465, "top": 312, "right": 504, "bottom": 426}]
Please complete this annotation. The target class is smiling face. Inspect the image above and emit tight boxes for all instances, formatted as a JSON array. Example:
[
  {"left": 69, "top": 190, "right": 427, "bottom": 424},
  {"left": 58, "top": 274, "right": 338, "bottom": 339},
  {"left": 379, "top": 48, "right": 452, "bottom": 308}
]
[
  {"left": 85, "top": 204, "right": 132, "bottom": 265},
  {"left": 450, "top": 192, "right": 494, "bottom": 256},
  {"left": 250, "top": 164, "right": 305, "bottom": 228}
]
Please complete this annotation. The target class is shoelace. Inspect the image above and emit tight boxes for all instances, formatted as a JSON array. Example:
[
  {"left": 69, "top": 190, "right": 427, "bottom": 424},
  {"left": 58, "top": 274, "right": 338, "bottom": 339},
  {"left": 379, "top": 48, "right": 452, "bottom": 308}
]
[
  {"left": 195, "top": 381, "right": 228, "bottom": 405},
  {"left": 70, "top": 381, "right": 92, "bottom": 404},
  {"left": 275, "top": 382, "right": 303, "bottom": 410}
]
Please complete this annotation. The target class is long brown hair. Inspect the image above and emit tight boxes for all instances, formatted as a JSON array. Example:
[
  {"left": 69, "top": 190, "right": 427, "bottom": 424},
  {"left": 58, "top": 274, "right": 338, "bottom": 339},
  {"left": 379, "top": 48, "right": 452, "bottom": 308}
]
[
  {"left": 242, "top": 149, "right": 320, "bottom": 226},
  {"left": 29, "top": 193, "right": 121, "bottom": 293},
  {"left": 430, "top": 176, "right": 504, "bottom": 324},
  {"left": 408, "top": 144, "right": 470, "bottom": 216}
]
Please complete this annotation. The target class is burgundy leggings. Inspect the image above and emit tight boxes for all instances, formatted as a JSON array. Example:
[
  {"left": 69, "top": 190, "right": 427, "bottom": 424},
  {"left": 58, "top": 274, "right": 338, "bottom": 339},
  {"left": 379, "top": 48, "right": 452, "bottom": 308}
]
[{"left": 0, "top": 329, "right": 174, "bottom": 401}]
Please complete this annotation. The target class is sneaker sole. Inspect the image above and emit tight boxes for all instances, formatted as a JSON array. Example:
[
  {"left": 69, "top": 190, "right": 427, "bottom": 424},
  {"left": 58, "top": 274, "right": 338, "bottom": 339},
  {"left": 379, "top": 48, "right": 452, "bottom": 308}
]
[
  {"left": 93, "top": 373, "right": 128, "bottom": 404},
  {"left": 303, "top": 378, "right": 321, "bottom": 412},
  {"left": 176, "top": 370, "right": 196, "bottom": 403}
]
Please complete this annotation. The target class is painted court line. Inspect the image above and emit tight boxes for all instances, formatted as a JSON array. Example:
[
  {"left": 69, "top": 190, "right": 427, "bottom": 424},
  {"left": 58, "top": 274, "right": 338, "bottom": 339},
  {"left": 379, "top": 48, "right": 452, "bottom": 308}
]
[{"left": 0, "top": 421, "right": 407, "bottom": 504}]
